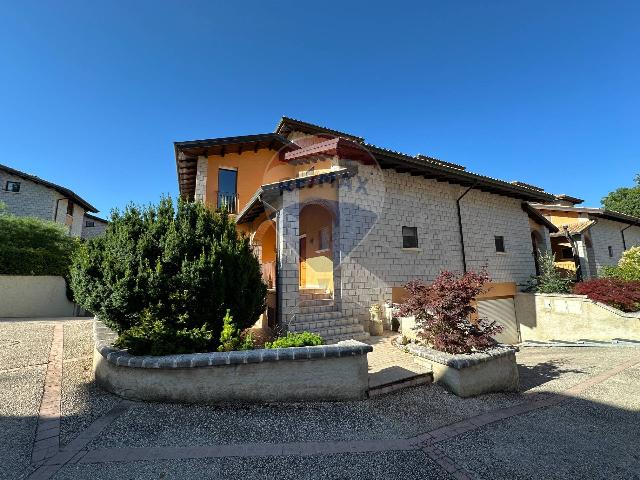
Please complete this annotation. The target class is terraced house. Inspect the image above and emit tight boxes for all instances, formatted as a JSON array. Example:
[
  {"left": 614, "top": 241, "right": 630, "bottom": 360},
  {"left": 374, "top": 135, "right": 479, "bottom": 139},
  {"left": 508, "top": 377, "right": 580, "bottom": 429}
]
[
  {"left": 530, "top": 195, "right": 640, "bottom": 279},
  {"left": 175, "top": 117, "right": 558, "bottom": 343}
]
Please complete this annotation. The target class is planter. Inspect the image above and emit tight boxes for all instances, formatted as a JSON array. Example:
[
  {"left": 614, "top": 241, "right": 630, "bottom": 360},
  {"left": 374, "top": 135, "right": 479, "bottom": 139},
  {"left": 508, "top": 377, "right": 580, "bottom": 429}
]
[
  {"left": 401, "top": 343, "right": 519, "bottom": 397},
  {"left": 369, "top": 320, "right": 383, "bottom": 336},
  {"left": 93, "top": 320, "right": 372, "bottom": 403}
]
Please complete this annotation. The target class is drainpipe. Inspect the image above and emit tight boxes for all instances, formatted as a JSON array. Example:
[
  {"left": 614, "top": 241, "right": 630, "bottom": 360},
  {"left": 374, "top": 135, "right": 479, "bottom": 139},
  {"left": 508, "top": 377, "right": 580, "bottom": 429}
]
[
  {"left": 621, "top": 223, "right": 635, "bottom": 251},
  {"left": 456, "top": 182, "right": 478, "bottom": 273}
]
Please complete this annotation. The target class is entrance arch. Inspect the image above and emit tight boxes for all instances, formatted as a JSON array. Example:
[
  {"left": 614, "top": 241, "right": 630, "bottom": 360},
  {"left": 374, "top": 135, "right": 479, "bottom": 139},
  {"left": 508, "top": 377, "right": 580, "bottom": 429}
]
[{"left": 299, "top": 202, "right": 335, "bottom": 293}]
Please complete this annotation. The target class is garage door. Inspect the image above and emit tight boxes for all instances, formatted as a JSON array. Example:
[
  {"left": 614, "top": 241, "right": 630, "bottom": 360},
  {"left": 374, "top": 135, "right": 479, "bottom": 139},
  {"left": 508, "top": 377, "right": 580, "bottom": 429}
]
[{"left": 477, "top": 297, "right": 520, "bottom": 344}]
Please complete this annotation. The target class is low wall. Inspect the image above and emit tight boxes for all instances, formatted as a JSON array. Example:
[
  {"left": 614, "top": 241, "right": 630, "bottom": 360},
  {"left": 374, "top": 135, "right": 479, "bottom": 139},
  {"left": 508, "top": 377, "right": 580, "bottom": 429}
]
[
  {"left": 0, "top": 275, "right": 81, "bottom": 318},
  {"left": 93, "top": 321, "right": 372, "bottom": 403},
  {"left": 515, "top": 293, "right": 640, "bottom": 342}
]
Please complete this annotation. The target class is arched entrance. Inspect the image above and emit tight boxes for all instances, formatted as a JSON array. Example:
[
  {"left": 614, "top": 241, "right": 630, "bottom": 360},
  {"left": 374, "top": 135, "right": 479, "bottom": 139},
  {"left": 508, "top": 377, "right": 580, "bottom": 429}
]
[{"left": 299, "top": 202, "right": 335, "bottom": 293}]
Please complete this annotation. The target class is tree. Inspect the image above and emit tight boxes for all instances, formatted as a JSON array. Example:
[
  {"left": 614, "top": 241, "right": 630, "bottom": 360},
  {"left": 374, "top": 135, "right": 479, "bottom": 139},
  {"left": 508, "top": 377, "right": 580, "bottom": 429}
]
[
  {"left": 601, "top": 174, "right": 640, "bottom": 217},
  {"left": 70, "top": 197, "right": 267, "bottom": 355}
]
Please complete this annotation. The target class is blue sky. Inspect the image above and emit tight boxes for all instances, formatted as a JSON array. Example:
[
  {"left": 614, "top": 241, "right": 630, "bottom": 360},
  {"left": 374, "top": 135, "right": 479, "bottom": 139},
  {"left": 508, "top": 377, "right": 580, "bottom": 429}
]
[{"left": 1, "top": 1, "right": 638, "bottom": 216}]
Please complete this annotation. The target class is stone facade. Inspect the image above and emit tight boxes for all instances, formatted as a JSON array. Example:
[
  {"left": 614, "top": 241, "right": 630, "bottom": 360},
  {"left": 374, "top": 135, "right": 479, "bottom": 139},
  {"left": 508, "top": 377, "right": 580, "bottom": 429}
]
[
  {"left": 194, "top": 156, "right": 208, "bottom": 203},
  {"left": 337, "top": 164, "right": 540, "bottom": 322},
  {"left": 81, "top": 215, "right": 109, "bottom": 239},
  {"left": 589, "top": 218, "right": 640, "bottom": 273}
]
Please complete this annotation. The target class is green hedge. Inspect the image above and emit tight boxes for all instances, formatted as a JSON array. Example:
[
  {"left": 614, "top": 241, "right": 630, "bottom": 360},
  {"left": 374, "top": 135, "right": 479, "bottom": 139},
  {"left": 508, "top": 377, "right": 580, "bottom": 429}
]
[
  {"left": 265, "top": 332, "right": 323, "bottom": 349},
  {"left": 0, "top": 214, "right": 78, "bottom": 277}
]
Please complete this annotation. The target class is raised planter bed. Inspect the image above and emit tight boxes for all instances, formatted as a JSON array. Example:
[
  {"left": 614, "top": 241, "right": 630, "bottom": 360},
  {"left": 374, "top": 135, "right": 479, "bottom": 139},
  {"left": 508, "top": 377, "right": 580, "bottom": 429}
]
[
  {"left": 398, "top": 342, "right": 519, "bottom": 397},
  {"left": 93, "top": 320, "right": 372, "bottom": 403}
]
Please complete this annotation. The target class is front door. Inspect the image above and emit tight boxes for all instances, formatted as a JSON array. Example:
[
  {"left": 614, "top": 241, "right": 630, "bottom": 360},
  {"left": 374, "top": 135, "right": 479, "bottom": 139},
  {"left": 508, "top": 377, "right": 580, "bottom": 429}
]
[{"left": 299, "top": 236, "right": 307, "bottom": 287}]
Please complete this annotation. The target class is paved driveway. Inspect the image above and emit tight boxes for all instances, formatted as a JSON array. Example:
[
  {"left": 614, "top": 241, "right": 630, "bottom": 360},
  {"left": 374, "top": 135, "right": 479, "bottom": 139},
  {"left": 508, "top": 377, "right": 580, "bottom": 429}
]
[{"left": 2, "top": 318, "right": 639, "bottom": 480}]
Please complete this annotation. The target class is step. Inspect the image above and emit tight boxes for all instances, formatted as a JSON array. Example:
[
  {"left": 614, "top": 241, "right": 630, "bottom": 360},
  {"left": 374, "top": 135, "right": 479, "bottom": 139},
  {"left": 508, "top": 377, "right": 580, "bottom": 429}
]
[
  {"left": 299, "top": 287, "right": 329, "bottom": 295},
  {"left": 368, "top": 372, "right": 433, "bottom": 398},
  {"left": 302, "top": 324, "right": 366, "bottom": 338},
  {"left": 293, "top": 310, "right": 343, "bottom": 323},
  {"left": 323, "top": 331, "right": 371, "bottom": 344},
  {"left": 299, "top": 298, "right": 335, "bottom": 308},
  {"left": 298, "top": 303, "right": 336, "bottom": 314},
  {"left": 299, "top": 292, "right": 333, "bottom": 301},
  {"left": 288, "top": 316, "right": 361, "bottom": 333}
]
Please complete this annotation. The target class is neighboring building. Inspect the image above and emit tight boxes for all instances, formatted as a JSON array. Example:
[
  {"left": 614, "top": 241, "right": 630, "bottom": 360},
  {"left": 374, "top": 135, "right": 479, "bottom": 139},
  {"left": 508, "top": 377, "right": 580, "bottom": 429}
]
[
  {"left": 81, "top": 213, "right": 109, "bottom": 239},
  {"left": 530, "top": 195, "right": 640, "bottom": 279},
  {"left": 0, "top": 163, "right": 99, "bottom": 237},
  {"left": 175, "top": 117, "right": 558, "bottom": 342}
]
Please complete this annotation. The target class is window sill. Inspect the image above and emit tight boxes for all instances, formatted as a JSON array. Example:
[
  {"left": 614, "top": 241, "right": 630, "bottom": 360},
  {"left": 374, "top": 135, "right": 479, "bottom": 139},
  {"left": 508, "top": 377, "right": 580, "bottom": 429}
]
[
  {"left": 401, "top": 248, "right": 421, "bottom": 253},
  {"left": 315, "top": 249, "right": 330, "bottom": 254}
]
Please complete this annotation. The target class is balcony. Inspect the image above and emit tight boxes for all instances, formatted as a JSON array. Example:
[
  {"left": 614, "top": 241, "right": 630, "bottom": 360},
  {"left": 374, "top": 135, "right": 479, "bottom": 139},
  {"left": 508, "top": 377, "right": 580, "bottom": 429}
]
[{"left": 216, "top": 192, "right": 239, "bottom": 214}]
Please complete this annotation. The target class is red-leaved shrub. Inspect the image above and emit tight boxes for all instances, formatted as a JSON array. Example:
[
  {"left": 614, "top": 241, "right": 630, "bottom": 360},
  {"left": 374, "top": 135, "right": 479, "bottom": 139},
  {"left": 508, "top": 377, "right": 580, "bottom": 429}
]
[
  {"left": 573, "top": 279, "right": 640, "bottom": 312},
  {"left": 397, "top": 270, "right": 502, "bottom": 354}
]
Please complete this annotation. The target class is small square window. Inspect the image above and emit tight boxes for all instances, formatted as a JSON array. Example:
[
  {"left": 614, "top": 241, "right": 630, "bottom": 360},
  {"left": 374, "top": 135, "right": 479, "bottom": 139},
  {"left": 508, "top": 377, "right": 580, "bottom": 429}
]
[
  {"left": 85, "top": 221, "right": 95, "bottom": 227},
  {"left": 5, "top": 181, "right": 20, "bottom": 192},
  {"left": 318, "top": 227, "right": 330, "bottom": 251},
  {"left": 608, "top": 246, "right": 614, "bottom": 258},
  {"left": 402, "top": 226, "right": 418, "bottom": 249},
  {"left": 495, "top": 236, "right": 505, "bottom": 253}
]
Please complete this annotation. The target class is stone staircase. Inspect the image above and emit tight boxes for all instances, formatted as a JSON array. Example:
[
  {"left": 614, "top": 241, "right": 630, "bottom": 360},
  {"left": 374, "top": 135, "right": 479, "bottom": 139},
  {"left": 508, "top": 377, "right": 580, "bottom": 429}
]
[{"left": 289, "top": 288, "right": 370, "bottom": 344}]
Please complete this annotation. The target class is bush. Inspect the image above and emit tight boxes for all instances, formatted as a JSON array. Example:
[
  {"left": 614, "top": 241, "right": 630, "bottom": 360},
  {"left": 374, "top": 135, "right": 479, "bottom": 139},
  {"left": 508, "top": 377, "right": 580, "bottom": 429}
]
[
  {"left": 264, "top": 331, "right": 323, "bottom": 349},
  {"left": 600, "top": 246, "right": 640, "bottom": 281},
  {"left": 530, "top": 250, "right": 573, "bottom": 293},
  {"left": 217, "top": 310, "right": 255, "bottom": 352},
  {"left": 70, "top": 197, "right": 267, "bottom": 355},
  {"left": 397, "top": 270, "right": 502, "bottom": 354},
  {"left": 0, "top": 214, "right": 78, "bottom": 279},
  {"left": 573, "top": 279, "right": 640, "bottom": 312}
]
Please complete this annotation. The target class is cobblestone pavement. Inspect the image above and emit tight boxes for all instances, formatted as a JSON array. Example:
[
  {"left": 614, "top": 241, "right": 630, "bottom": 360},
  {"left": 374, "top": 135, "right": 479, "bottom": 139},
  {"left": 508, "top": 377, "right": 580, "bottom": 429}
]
[{"left": 2, "top": 318, "right": 639, "bottom": 480}]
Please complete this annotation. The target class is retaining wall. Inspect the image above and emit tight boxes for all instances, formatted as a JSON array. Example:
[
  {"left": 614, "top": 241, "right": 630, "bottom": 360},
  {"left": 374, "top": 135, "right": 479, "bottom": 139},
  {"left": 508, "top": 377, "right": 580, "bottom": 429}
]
[{"left": 0, "top": 275, "right": 81, "bottom": 318}]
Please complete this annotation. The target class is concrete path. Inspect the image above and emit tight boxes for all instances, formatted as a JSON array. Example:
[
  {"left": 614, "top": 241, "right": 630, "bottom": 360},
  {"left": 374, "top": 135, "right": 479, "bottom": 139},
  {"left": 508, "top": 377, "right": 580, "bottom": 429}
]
[{"left": 3, "top": 318, "right": 639, "bottom": 480}]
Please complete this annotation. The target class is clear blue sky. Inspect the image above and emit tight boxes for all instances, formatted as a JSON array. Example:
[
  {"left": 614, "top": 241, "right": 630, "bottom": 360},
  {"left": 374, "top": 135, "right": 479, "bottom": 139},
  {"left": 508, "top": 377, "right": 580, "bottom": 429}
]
[{"left": 1, "top": 1, "right": 638, "bottom": 216}]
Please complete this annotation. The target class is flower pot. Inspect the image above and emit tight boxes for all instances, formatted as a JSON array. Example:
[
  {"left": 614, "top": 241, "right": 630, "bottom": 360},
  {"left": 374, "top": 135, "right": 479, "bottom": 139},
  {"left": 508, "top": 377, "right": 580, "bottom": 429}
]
[{"left": 369, "top": 320, "right": 383, "bottom": 336}]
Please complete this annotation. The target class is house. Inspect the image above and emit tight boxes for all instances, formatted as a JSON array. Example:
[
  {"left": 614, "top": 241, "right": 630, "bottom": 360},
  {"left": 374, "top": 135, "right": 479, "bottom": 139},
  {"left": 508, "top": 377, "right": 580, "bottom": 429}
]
[
  {"left": 530, "top": 195, "right": 640, "bottom": 279},
  {"left": 81, "top": 213, "right": 109, "bottom": 239},
  {"left": 175, "top": 117, "right": 558, "bottom": 342},
  {"left": 0, "top": 163, "right": 99, "bottom": 237}
]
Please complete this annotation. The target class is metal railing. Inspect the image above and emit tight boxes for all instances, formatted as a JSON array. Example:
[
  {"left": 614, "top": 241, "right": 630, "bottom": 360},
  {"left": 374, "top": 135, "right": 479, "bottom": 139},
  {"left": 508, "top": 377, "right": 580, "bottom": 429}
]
[{"left": 216, "top": 191, "right": 239, "bottom": 214}]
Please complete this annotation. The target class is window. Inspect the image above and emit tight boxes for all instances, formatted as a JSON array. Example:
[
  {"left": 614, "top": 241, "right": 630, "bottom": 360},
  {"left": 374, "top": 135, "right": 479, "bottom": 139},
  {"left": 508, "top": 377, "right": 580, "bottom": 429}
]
[
  {"left": 608, "top": 246, "right": 614, "bottom": 258},
  {"left": 495, "top": 236, "right": 505, "bottom": 253},
  {"left": 85, "top": 220, "right": 95, "bottom": 227},
  {"left": 5, "top": 181, "right": 20, "bottom": 192},
  {"left": 66, "top": 200, "right": 74, "bottom": 216},
  {"left": 402, "top": 226, "right": 418, "bottom": 249},
  {"left": 217, "top": 168, "right": 238, "bottom": 212},
  {"left": 318, "top": 227, "right": 330, "bottom": 251},
  {"left": 561, "top": 247, "right": 574, "bottom": 260}
]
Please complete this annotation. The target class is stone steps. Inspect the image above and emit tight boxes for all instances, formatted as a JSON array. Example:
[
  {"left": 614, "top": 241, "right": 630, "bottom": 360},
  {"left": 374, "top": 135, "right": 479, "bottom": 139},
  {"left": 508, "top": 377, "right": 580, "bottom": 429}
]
[
  {"left": 324, "top": 331, "right": 371, "bottom": 344},
  {"left": 288, "top": 315, "right": 360, "bottom": 333},
  {"left": 294, "top": 310, "right": 343, "bottom": 323},
  {"left": 367, "top": 372, "right": 433, "bottom": 397},
  {"left": 298, "top": 303, "right": 336, "bottom": 314},
  {"left": 299, "top": 291, "right": 332, "bottom": 301}
]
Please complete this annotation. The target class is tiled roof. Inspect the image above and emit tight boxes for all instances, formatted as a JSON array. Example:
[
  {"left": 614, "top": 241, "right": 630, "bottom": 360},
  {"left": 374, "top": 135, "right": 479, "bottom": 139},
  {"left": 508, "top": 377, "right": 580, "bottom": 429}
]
[
  {"left": 0, "top": 163, "right": 97, "bottom": 213},
  {"left": 550, "top": 220, "right": 596, "bottom": 237}
]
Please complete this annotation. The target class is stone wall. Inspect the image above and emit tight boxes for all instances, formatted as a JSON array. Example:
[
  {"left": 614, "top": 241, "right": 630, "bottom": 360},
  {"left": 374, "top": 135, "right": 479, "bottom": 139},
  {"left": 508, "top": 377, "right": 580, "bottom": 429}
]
[
  {"left": 515, "top": 293, "right": 640, "bottom": 342},
  {"left": 589, "top": 219, "right": 640, "bottom": 274},
  {"left": 81, "top": 217, "right": 108, "bottom": 239},
  {"left": 337, "top": 165, "right": 538, "bottom": 322},
  {"left": 0, "top": 171, "right": 58, "bottom": 221}
]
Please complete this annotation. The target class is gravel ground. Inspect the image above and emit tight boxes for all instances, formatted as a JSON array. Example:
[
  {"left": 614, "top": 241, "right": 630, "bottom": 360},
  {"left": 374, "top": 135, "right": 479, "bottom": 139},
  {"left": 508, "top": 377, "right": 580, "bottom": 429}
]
[
  {"left": 63, "top": 321, "right": 94, "bottom": 360},
  {"left": 0, "top": 366, "right": 45, "bottom": 480},
  {"left": 60, "top": 356, "right": 121, "bottom": 446},
  {"left": 439, "top": 362, "right": 640, "bottom": 480},
  {"left": 0, "top": 321, "right": 53, "bottom": 370},
  {"left": 51, "top": 451, "right": 450, "bottom": 480}
]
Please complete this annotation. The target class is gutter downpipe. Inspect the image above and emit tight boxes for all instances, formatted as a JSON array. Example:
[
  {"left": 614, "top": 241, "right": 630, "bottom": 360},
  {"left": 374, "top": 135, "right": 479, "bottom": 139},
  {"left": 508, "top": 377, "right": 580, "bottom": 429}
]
[
  {"left": 456, "top": 182, "right": 478, "bottom": 273},
  {"left": 621, "top": 223, "right": 635, "bottom": 251}
]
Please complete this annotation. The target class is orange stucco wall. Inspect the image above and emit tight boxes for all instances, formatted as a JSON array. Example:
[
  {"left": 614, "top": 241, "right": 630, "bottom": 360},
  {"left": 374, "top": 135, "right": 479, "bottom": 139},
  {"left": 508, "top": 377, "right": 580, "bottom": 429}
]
[
  {"left": 261, "top": 223, "right": 277, "bottom": 264},
  {"left": 299, "top": 204, "right": 333, "bottom": 291}
]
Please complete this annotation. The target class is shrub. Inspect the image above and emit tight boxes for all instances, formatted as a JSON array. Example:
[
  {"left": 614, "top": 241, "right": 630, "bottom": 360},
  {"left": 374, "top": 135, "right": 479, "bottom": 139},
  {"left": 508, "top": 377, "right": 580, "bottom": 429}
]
[
  {"left": 0, "top": 214, "right": 78, "bottom": 284},
  {"left": 573, "top": 278, "right": 640, "bottom": 312},
  {"left": 531, "top": 250, "right": 573, "bottom": 293},
  {"left": 70, "top": 197, "right": 267, "bottom": 355},
  {"left": 600, "top": 246, "right": 640, "bottom": 281},
  {"left": 217, "top": 310, "right": 255, "bottom": 352},
  {"left": 397, "top": 270, "right": 502, "bottom": 354},
  {"left": 264, "top": 331, "right": 323, "bottom": 349}
]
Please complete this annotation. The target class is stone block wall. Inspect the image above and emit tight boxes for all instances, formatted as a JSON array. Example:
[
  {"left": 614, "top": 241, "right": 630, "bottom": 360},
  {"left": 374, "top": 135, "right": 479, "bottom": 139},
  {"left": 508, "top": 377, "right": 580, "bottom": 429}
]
[
  {"left": 589, "top": 218, "right": 629, "bottom": 272},
  {"left": 277, "top": 188, "right": 300, "bottom": 325},
  {"left": 0, "top": 171, "right": 58, "bottom": 221},
  {"left": 337, "top": 165, "right": 537, "bottom": 322}
]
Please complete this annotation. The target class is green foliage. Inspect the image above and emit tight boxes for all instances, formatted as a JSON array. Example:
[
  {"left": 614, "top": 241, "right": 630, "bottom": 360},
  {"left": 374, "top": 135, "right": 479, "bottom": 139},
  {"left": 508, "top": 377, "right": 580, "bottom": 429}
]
[
  {"left": 264, "top": 331, "right": 323, "bottom": 349},
  {"left": 531, "top": 250, "right": 573, "bottom": 294},
  {"left": 0, "top": 214, "right": 78, "bottom": 278},
  {"left": 0, "top": 201, "right": 8, "bottom": 215},
  {"left": 600, "top": 246, "right": 640, "bottom": 281},
  {"left": 70, "top": 197, "right": 267, "bottom": 356},
  {"left": 601, "top": 174, "right": 640, "bottom": 217}
]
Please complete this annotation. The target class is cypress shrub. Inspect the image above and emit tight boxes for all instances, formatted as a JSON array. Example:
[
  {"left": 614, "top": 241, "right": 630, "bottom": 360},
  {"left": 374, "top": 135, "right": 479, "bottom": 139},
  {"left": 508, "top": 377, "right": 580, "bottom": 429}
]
[{"left": 70, "top": 197, "right": 266, "bottom": 355}]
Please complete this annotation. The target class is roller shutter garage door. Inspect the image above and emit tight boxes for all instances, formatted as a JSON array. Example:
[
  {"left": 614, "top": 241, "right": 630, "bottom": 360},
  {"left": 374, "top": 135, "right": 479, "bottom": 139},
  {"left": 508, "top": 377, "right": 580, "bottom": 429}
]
[{"left": 477, "top": 297, "right": 520, "bottom": 344}]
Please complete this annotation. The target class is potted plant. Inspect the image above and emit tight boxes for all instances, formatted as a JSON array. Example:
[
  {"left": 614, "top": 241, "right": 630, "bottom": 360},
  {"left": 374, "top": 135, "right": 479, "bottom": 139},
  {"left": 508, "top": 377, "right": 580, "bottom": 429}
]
[{"left": 369, "top": 304, "right": 383, "bottom": 336}]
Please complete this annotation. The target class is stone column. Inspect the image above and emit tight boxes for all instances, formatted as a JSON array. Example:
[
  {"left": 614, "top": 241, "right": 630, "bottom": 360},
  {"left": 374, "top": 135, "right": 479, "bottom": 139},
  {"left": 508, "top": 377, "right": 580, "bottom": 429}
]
[
  {"left": 194, "top": 156, "right": 208, "bottom": 203},
  {"left": 277, "top": 188, "right": 300, "bottom": 328}
]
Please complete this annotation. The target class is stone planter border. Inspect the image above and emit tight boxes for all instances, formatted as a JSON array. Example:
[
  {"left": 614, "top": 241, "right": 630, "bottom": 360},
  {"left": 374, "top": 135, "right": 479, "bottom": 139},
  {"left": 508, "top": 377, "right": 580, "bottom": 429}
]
[
  {"left": 396, "top": 340, "right": 519, "bottom": 397},
  {"left": 93, "top": 320, "right": 372, "bottom": 403}
]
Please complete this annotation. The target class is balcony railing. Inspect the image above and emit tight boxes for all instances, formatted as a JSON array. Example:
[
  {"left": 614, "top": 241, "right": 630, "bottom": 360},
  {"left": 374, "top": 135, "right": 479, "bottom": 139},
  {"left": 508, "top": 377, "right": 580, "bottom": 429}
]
[{"left": 216, "top": 191, "right": 239, "bottom": 214}]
